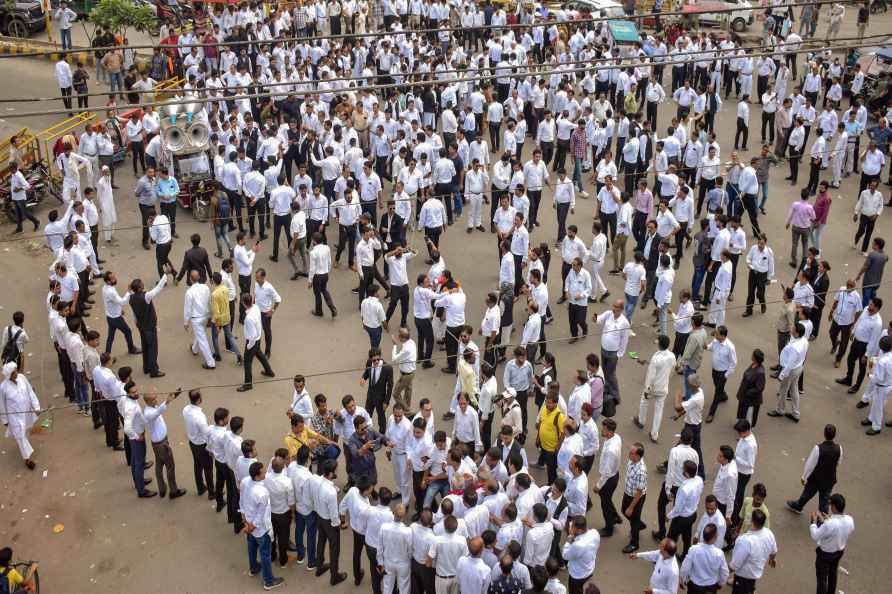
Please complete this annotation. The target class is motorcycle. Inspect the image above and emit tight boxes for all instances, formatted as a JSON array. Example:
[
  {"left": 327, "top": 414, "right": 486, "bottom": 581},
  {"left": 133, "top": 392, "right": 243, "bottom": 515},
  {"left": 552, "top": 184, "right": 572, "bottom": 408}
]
[{"left": 1, "top": 162, "right": 58, "bottom": 225}]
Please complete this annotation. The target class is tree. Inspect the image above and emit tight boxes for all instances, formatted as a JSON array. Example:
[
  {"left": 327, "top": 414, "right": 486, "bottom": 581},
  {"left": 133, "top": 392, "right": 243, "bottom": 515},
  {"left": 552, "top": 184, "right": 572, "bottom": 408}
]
[{"left": 88, "top": 0, "right": 156, "bottom": 39}]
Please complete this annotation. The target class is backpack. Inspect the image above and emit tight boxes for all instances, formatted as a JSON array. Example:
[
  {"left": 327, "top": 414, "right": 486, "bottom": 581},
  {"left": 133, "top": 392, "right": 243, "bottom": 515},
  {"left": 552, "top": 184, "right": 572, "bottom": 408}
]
[{"left": 1, "top": 327, "right": 22, "bottom": 365}]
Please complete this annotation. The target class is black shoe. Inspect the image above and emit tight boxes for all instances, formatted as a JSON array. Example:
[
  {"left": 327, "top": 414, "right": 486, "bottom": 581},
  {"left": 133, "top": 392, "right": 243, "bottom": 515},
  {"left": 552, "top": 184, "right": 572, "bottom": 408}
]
[
  {"left": 216, "top": 502, "right": 225, "bottom": 513},
  {"left": 651, "top": 530, "right": 665, "bottom": 540},
  {"left": 169, "top": 489, "right": 186, "bottom": 499},
  {"left": 861, "top": 418, "right": 872, "bottom": 426},
  {"left": 847, "top": 386, "right": 860, "bottom": 394},
  {"left": 149, "top": 371, "right": 166, "bottom": 378},
  {"left": 354, "top": 569, "right": 365, "bottom": 586},
  {"left": 315, "top": 564, "right": 331, "bottom": 577},
  {"left": 261, "top": 370, "right": 275, "bottom": 377},
  {"left": 112, "top": 445, "right": 125, "bottom": 451},
  {"left": 202, "top": 363, "right": 216, "bottom": 370},
  {"left": 213, "top": 354, "right": 222, "bottom": 362},
  {"left": 138, "top": 490, "right": 158, "bottom": 498},
  {"left": 769, "top": 365, "right": 780, "bottom": 372},
  {"left": 622, "top": 544, "right": 639, "bottom": 554},
  {"left": 331, "top": 572, "right": 347, "bottom": 586},
  {"left": 742, "top": 311, "right": 753, "bottom": 317},
  {"left": 784, "top": 413, "right": 799, "bottom": 422},
  {"left": 597, "top": 528, "right": 613, "bottom": 537},
  {"left": 236, "top": 385, "right": 253, "bottom": 392},
  {"left": 785, "top": 500, "right": 803, "bottom": 514},
  {"left": 856, "top": 400, "right": 869, "bottom": 409},
  {"left": 834, "top": 377, "right": 851, "bottom": 386},
  {"left": 866, "top": 428, "right": 882, "bottom": 435},
  {"left": 766, "top": 410, "right": 783, "bottom": 417},
  {"left": 269, "top": 255, "right": 279, "bottom": 262},
  {"left": 264, "top": 577, "right": 285, "bottom": 590},
  {"left": 311, "top": 310, "right": 323, "bottom": 317}
]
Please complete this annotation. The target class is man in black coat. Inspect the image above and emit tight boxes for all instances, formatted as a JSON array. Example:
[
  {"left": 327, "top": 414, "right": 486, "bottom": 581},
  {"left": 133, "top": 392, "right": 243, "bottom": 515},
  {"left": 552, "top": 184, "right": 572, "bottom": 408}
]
[
  {"left": 360, "top": 348, "right": 393, "bottom": 433},
  {"left": 176, "top": 233, "right": 213, "bottom": 285},
  {"left": 735, "top": 348, "right": 766, "bottom": 428}
]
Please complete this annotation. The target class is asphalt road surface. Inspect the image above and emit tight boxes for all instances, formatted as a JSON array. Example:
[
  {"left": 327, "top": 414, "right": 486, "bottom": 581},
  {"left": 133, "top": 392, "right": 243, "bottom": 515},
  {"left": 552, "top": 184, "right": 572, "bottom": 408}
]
[{"left": 0, "top": 11, "right": 889, "bottom": 594}]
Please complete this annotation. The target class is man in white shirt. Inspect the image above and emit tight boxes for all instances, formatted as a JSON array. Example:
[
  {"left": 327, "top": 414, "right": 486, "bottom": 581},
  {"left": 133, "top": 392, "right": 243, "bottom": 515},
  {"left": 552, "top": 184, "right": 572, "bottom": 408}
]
[
  {"left": 361, "top": 284, "right": 387, "bottom": 349},
  {"left": 183, "top": 271, "right": 215, "bottom": 370},
  {"left": 390, "top": 327, "right": 417, "bottom": 408},
  {"left": 680, "top": 523, "right": 729, "bottom": 591},
  {"left": 594, "top": 418, "right": 622, "bottom": 537},
  {"left": 241, "top": 462, "right": 286, "bottom": 590},
  {"left": 142, "top": 387, "right": 185, "bottom": 500},
  {"left": 182, "top": 389, "right": 214, "bottom": 497},
  {"left": 236, "top": 293, "right": 275, "bottom": 392},
  {"left": 808, "top": 493, "right": 854, "bottom": 594},
  {"left": 561, "top": 516, "right": 600, "bottom": 593},
  {"left": 728, "top": 509, "right": 777, "bottom": 594},
  {"left": 630, "top": 538, "right": 680, "bottom": 594},
  {"left": 634, "top": 335, "right": 676, "bottom": 442},
  {"left": 308, "top": 232, "right": 337, "bottom": 318},
  {"left": 594, "top": 300, "right": 631, "bottom": 405},
  {"left": 667, "top": 460, "right": 704, "bottom": 557}
]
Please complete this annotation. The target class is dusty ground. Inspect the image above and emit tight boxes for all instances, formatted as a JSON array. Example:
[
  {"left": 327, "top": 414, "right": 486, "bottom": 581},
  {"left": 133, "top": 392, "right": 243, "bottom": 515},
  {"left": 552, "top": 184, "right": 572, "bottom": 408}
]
[{"left": 0, "top": 9, "right": 890, "bottom": 594}]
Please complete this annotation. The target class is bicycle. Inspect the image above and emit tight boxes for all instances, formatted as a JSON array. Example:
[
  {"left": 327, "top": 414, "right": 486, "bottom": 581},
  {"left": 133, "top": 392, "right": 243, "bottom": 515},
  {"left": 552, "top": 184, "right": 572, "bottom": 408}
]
[{"left": 4, "top": 560, "right": 39, "bottom": 593}]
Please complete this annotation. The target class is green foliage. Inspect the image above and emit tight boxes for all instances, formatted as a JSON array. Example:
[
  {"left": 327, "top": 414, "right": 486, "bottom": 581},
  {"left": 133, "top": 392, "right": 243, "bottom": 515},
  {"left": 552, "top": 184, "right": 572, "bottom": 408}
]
[{"left": 88, "top": 0, "right": 155, "bottom": 36}]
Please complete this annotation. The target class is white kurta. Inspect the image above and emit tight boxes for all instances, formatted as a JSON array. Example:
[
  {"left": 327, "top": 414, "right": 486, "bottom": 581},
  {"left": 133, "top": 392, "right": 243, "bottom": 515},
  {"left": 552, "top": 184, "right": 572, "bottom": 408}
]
[
  {"left": 96, "top": 176, "right": 117, "bottom": 241},
  {"left": 0, "top": 376, "right": 40, "bottom": 459}
]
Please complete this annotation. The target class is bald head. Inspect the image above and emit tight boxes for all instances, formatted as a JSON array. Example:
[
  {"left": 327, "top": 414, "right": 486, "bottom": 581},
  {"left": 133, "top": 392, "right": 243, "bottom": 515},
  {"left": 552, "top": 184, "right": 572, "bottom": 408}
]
[
  {"left": 469, "top": 537, "right": 483, "bottom": 556},
  {"left": 189, "top": 269, "right": 200, "bottom": 283}
]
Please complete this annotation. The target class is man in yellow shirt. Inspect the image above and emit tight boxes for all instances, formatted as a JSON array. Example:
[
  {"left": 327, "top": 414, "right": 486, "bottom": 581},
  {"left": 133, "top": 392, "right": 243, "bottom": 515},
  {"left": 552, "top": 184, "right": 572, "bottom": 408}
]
[
  {"left": 210, "top": 272, "right": 241, "bottom": 364},
  {"left": 0, "top": 547, "right": 37, "bottom": 593},
  {"left": 284, "top": 413, "right": 337, "bottom": 461},
  {"left": 536, "top": 392, "right": 565, "bottom": 485}
]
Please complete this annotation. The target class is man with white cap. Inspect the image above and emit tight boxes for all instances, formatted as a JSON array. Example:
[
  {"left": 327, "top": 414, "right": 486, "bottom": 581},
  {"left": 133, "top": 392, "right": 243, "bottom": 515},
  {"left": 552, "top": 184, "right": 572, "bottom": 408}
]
[
  {"left": 96, "top": 166, "right": 117, "bottom": 244},
  {"left": 0, "top": 362, "right": 41, "bottom": 470}
]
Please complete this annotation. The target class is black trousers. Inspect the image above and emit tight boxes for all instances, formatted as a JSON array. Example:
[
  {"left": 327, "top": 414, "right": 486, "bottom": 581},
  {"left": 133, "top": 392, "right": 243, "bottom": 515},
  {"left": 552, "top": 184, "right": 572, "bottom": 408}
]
[
  {"left": 313, "top": 273, "right": 336, "bottom": 315},
  {"left": 247, "top": 198, "right": 268, "bottom": 238},
  {"left": 745, "top": 270, "right": 767, "bottom": 313},
  {"left": 271, "top": 510, "right": 293, "bottom": 566},
  {"left": 844, "top": 339, "right": 869, "bottom": 389},
  {"left": 411, "top": 559, "right": 435, "bottom": 594},
  {"left": 708, "top": 369, "right": 728, "bottom": 417},
  {"left": 415, "top": 317, "right": 433, "bottom": 362},
  {"left": 656, "top": 483, "right": 678, "bottom": 536},
  {"left": 569, "top": 303, "right": 588, "bottom": 337},
  {"left": 61, "top": 85, "right": 72, "bottom": 110},
  {"left": 736, "top": 400, "right": 761, "bottom": 428},
  {"left": 243, "top": 342, "right": 273, "bottom": 387},
  {"left": 732, "top": 472, "right": 752, "bottom": 525},
  {"left": 568, "top": 575, "right": 591, "bottom": 594},
  {"left": 365, "top": 543, "right": 383, "bottom": 594},
  {"left": 100, "top": 399, "right": 120, "bottom": 447},
  {"left": 621, "top": 492, "right": 646, "bottom": 547},
  {"left": 160, "top": 201, "right": 177, "bottom": 237},
  {"left": 226, "top": 468, "right": 243, "bottom": 532},
  {"left": 272, "top": 214, "right": 291, "bottom": 259},
  {"left": 189, "top": 441, "right": 213, "bottom": 495},
  {"left": 352, "top": 530, "right": 365, "bottom": 582},
  {"left": 794, "top": 478, "right": 832, "bottom": 514},
  {"left": 155, "top": 242, "right": 174, "bottom": 279},
  {"left": 672, "top": 331, "right": 690, "bottom": 359},
  {"left": 316, "top": 517, "right": 341, "bottom": 582},
  {"left": 335, "top": 223, "right": 357, "bottom": 266},
  {"left": 528, "top": 190, "right": 542, "bottom": 226},
  {"left": 668, "top": 512, "right": 697, "bottom": 557},
  {"left": 139, "top": 204, "right": 154, "bottom": 245},
  {"left": 815, "top": 548, "right": 844, "bottom": 594},
  {"left": 445, "top": 324, "right": 461, "bottom": 372},
  {"left": 854, "top": 214, "right": 877, "bottom": 253},
  {"left": 599, "top": 473, "right": 620, "bottom": 532},
  {"left": 261, "top": 313, "right": 273, "bottom": 356},
  {"left": 237, "top": 273, "right": 251, "bottom": 324},
  {"left": 386, "top": 284, "right": 410, "bottom": 327},
  {"left": 760, "top": 111, "right": 775, "bottom": 143},
  {"left": 829, "top": 322, "right": 852, "bottom": 362},
  {"left": 138, "top": 327, "right": 159, "bottom": 375},
  {"left": 214, "top": 459, "right": 228, "bottom": 509},
  {"left": 106, "top": 315, "right": 136, "bottom": 354}
]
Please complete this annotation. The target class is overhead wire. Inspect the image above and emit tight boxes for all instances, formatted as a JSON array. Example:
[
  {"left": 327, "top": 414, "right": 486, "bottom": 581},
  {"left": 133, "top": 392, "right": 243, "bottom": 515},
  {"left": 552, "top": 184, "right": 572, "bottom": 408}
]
[
  {"left": 0, "top": 34, "right": 879, "bottom": 119},
  {"left": 2, "top": 276, "right": 886, "bottom": 417},
  {"left": 0, "top": 30, "right": 885, "bottom": 104},
  {"left": 0, "top": 0, "right": 847, "bottom": 58}
]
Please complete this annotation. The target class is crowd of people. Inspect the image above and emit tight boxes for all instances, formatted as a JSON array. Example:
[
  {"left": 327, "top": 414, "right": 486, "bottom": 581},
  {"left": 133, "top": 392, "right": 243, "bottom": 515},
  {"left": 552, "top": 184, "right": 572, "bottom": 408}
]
[{"left": 5, "top": 1, "right": 887, "bottom": 593}]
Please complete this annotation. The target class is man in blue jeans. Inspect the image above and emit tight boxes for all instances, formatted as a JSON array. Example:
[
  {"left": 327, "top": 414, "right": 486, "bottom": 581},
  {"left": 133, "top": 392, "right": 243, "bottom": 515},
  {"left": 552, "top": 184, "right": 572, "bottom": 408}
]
[
  {"left": 422, "top": 430, "right": 450, "bottom": 509},
  {"left": 121, "top": 380, "right": 156, "bottom": 498},
  {"left": 54, "top": 2, "right": 78, "bottom": 50},
  {"left": 242, "top": 461, "right": 285, "bottom": 590}
]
